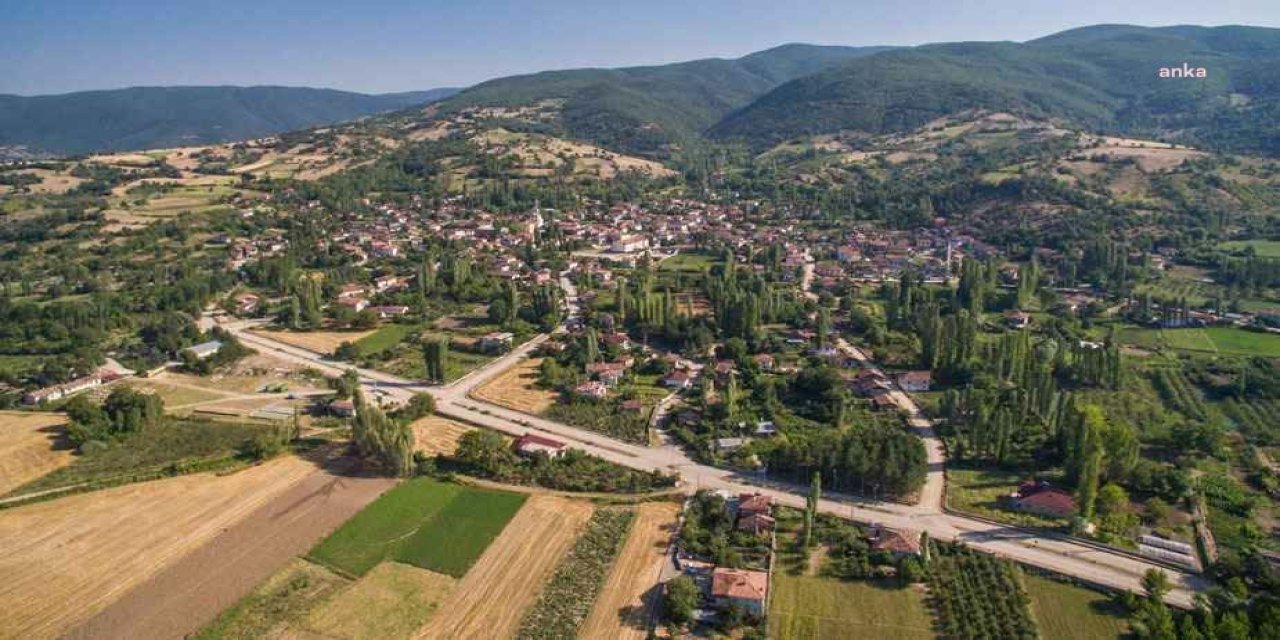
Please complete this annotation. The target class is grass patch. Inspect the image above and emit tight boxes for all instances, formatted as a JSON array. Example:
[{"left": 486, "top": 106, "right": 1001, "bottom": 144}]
[
  {"left": 946, "top": 466, "right": 1066, "bottom": 529},
  {"left": 308, "top": 478, "right": 525, "bottom": 577},
  {"left": 769, "top": 574, "right": 934, "bottom": 639},
  {"left": 659, "top": 252, "right": 720, "bottom": 272},
  {"left": 9, "top": 419, "right": 269, "bottom": 495},
  {"left": 355, "top": 323, "right": 421, "bottom": 355},
  {"left": 1024, "top": 573, "right": 1128, "bottom": 640},
  {"left": 194, "top": 559, "right": 349, "bottom": 640},
  {"left": 1218, "top": 240, "right": 1280, "bottom": 258},
  {"left": 1203, "top": 327, "right": 1280, "bottom": 357},
  {"left": 303, "top": 562, "right": 456, "bottom": 640}
]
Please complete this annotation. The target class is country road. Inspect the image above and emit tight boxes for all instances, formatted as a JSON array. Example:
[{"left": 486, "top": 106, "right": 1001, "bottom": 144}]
[{"left": 224, "top": 317, "right": 1209, "bottom": 607}]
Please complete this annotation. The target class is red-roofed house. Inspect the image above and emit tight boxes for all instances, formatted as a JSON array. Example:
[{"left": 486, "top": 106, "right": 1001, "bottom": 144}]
[
  {"left": 710, "top": 568, "right": 769, "bottom": 615},
  {"left": 516, "top": 433, "right": 567, "bottom": 458},
  {"left": 868, "top": 526, "right": 922, "bottom": 557},
  {"left": 1003, "top": 481, "right": 1077, "bottom": 518},
  {"left": 896, "top": 370, "right": 932, "bottom": 392}
]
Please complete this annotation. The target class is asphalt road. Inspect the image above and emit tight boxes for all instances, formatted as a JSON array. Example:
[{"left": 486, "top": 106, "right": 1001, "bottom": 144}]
[{"left": 224, "top": 318, "right": 1208, "bottom": 607}]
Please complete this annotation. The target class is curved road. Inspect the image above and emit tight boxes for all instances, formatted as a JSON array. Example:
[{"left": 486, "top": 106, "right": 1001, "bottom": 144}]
[{"left": 226, "top": 312, "right": 1208, "bottom": 607}]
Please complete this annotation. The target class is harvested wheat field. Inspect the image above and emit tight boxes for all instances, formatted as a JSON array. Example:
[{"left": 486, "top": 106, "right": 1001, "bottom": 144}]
[
  {"left": 417, "top": 496, "right": 594, "bottom": 640},
  {"left": 412, "top": 416, "right": 475, "bottom": 457},
  {"left": 580, "top": 502, "right": 680, "bottom": 640},
  {"left": 0, "top": 411, "right": 74, "bottom": 496},
  {"left": 0, "top": 456, "right": 317, "bottom": 639},
  {"left": 305, "top": 562, "right": 457, "bottom": 640},
  {"left": 250, "top": 329, "right": 376, "bottom": 354},
  {"left": 471, "top": 358, "right": 556, "bottom": 414}
]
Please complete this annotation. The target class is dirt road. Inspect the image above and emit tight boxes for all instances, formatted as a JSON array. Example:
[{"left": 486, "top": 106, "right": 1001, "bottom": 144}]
[{"left": 64, "top": 455, "right": 397, "bottom": 640}]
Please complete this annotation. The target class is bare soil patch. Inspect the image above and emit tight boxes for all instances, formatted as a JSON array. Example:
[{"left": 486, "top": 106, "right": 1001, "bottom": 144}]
[
  {"left": 580, "top": 502, "right": 680, "bottom": 640},
  {"left": 471, "top": 358, "right": 556, "bottom": 414},
  {"left": 0, "top": 455, "right": 318, "bottom": 639},
  {"left": 0, "top": 411, "right": 74, "bottom": 495},
  {"left": 416, "top": 496, "right": 593, "bottom": 640}
]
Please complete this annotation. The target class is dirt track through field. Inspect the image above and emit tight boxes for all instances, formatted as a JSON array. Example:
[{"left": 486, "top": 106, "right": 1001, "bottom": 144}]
[
  {"left": 0, "top": 411, "right": 73, "bottom": 495},
  {"left": 579, "top": 502, "right": 680, "bottom": 639},
  {"left": 59, "top": 455, "right": 397, "bottom": 640},
  {"left": 416, "top": 496, "right": 593, "bottom": 640}
]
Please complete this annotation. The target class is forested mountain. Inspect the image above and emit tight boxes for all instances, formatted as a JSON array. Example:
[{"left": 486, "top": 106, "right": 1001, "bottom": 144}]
[
  {"left": 0, "top": 86, "right": 459, "bottom": 155},
  {"left": 433, "top": 44, "right": 894, "bottom": 155},
  {"left": 710, "top": 25, "right": 1280, "bottom": 155}
]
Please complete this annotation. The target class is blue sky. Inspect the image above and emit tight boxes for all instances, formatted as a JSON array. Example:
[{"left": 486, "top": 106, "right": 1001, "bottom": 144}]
[{"left": 3, "top": 0, "right": 1278, "bottom": 95}]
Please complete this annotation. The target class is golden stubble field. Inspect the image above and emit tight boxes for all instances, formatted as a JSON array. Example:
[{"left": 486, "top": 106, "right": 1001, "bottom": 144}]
[
  {"left": 411, "top": 416, "right": 475, "bottom": 457},
  {"left": 470, "top": 358, "right": 557, "bottom": 414},
  {"left": 0, "top": 411, "right": 74, "bottom": 496},
  {"left": 416, "top": 495, "right": 594, "bottom": 640},
  {"left": 250, "top": 328, "right": 376, "bottom": 354},
  {"left": 0, "top": 456, "right": 317, "bottom": 639},
  {"left": 580, "top": 501, "right": 681, "bottom": 640}
]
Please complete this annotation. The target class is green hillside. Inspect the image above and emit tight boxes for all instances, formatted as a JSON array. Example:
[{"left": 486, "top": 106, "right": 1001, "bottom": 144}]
[
  {"left": 709, "top": 25, "right": 1280, "bottom": 155},
  {"left": 435, "top": 44, "right": 893, "bottom": 155},
  {"left": 0, "top": 86, "right": 459, "bottom": 155}
]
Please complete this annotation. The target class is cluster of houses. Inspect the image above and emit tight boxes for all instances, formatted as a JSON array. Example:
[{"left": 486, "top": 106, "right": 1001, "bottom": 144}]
[{"left": 677, "top": 492, "right": 777, "bottom": 617}]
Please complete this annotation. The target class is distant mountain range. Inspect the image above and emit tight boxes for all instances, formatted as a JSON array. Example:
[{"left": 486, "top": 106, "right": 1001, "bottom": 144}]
[
  {"left": 430, "top": 24, "right": 1280, "bottom": 156},
  {"left": 0, "top": 86, "right": 459, "bottom": 155},
  {"left": 5, "top": 24, "right": 1280, "bottom": 159}
]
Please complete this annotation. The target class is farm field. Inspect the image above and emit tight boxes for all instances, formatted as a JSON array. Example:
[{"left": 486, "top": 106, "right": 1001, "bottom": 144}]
[
  {"left": 418, "top": 495, "right": 594, "bottom": 640},
  {"left": 355, "top": 323, "right": 422, "bottom": 355},
  {"left": 471, "top": 357, "right": 557, "bottom": 414},
  {"left": 304, "top": 561, "right": 456, "bottom": 640},
  {"left": 309, "top": 477, "right": 526, "bottom": 577},
  {"left": 412, "top": 416, "right": 475, "bottom": 457},
  {"left": 0, "top": 455, "right": 317, "bottom": 639},
  {"left": 1024, "top": 573, "right": 1129, "bottom": 640},
  {"left": 1218, "top": 239, "right": 1280, "bottom": 257},
  {"left": 125, "top": 377, "right": 232, "bottom": 407},
  {"left": 0, "top": 411, "right": 73, "bottom": 495},
  {"left": 579, "top": 502, "right": 680, "bottom": 640},
  {"left": 769, "top": 573, "right": 934, "bottom": 640},
  {"left": 251, "top": 328, "right": 376, "bottom": 354},
  {"left": 193, "top": 558, "right": 350, "bottom": 640},
  {"left": 9, "top": 418, "right": 273, "bottom": 496},
  {"left": 659, "top": 251, "right": 721, "bottom": 272},
  {"left": 1118, "top": 327, "right": 1280, "bottom": 357}
]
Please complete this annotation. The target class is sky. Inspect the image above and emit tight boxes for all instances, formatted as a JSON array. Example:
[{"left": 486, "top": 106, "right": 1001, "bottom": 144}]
[{"left": 3, "top": 0, "right": 1279, "bottom": 96}]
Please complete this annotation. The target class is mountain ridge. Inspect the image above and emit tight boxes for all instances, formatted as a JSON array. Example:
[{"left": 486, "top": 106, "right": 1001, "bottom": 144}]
[{"left": 0, "top": 85, "right": 460, "bottom": 155}]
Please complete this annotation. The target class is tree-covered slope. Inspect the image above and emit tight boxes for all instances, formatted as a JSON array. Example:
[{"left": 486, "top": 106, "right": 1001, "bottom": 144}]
[
  {"left": 436, "top": 44, "right": 893, "bottom": 155},
  {"left": 0, "top": 86, "right": 459, "bottom": 155},
  {"left": 710, "top": 25, "right": 1280, "bottom": 155}
]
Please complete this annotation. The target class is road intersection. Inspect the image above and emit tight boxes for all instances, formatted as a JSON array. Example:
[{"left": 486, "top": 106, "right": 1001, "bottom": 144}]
[{"left": 225, "top": 303, "right": 1209, "bottom": 607}]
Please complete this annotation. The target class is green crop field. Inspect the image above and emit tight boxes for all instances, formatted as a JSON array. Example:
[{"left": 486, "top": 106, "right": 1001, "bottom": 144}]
[
  {"left": 355, "top": 323, "right": 421, "bottom": 355},
  {"left": 769, "top": 574, "right": 934, "bottom": 639},
  {"left": 1024, "top": 574, "right": 1129, "bottom": 640},
  {"left": 1117, "top": 327, "right": 1280, "bottom": 357},
  {"left": 1202, "top": 327, "right": 1280, "bottom": 357},
  {"left": 308, "top": 478, "right": 525, "bottom": 577},
  {"left": 658, "top": 252, "right": 720, "bottom": 272},
  {"left": 1218, "top": 240, "right": 1280, "bottom": 258}
]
